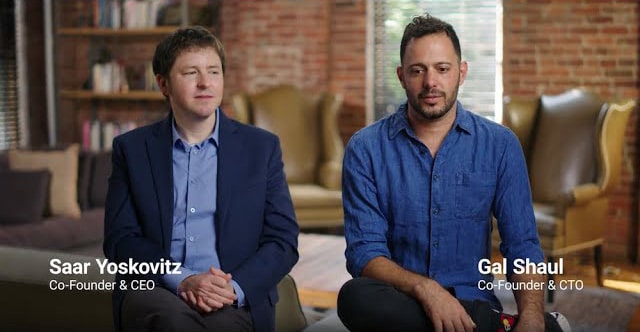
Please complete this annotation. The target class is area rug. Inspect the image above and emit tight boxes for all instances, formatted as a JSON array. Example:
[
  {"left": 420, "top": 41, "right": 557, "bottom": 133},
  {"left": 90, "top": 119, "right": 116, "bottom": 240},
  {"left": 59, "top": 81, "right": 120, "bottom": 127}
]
[{"left": 495, "top": 286, "right": 640, "bottom": 332}]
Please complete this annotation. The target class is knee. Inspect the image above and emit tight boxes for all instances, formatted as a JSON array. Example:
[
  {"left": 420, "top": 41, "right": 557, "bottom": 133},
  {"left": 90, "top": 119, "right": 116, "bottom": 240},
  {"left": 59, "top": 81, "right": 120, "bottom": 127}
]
[
  {"left": 337, "top": 277, "right": 369, "bottom": 313},
  {"left": 337, "top": 277, "right": 386, "bottom": 321}
]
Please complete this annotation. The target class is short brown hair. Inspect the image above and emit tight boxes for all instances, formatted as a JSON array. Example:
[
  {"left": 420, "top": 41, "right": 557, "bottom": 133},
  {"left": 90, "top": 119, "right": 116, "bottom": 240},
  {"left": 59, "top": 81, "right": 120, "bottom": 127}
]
[{"left": 152, "top": 26, "right": 225, "bottom": 77}]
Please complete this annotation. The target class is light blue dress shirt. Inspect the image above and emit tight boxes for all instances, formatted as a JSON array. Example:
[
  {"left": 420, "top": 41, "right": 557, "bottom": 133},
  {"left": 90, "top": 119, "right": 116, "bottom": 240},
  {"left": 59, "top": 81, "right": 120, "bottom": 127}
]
[
  {"left": 342, "top": 102, "right": 544, "bottom": 310},
  {"left": 162, "top": 108, "right": 246, "bottom": 307}
]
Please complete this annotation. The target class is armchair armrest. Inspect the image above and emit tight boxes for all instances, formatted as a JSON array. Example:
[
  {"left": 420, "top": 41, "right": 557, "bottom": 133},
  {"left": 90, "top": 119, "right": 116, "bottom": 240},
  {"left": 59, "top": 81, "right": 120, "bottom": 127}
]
[
  {"left": 569, "top": 183, "right": 602, "bottom": 205},
  {"left": 230, "top": 94, "right": 251, "bottom": 124},
  {"left": 318, "top": 92, "right": 344, "bottom": 190},
  {"left": 555, "top": 183, "right": 602, "bottom": 214},
  {"left": 318, "top": 160, "right": 342, "bottom": 190}
]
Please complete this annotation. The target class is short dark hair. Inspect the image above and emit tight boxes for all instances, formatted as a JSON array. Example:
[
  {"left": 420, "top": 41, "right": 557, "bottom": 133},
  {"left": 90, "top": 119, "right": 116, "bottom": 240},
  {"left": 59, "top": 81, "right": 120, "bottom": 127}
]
[
  {"left": 400, "top": 14, "right": 462, "bottom": 64},
  {"left": 152, "top": 26, "right": 225, "bottom": 78}
]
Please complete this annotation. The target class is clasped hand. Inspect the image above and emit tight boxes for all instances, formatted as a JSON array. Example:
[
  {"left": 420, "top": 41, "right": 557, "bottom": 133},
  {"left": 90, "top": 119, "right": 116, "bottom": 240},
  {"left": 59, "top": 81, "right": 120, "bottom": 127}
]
[{"left": 178, "top": 267, "right": 237, "bottom": 313}]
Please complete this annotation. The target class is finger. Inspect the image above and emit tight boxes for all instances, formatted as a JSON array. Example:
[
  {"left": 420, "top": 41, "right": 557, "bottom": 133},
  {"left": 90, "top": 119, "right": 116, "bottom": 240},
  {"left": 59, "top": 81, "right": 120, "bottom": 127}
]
[
  {"left": 463, "top": 315, "right": 476, "bottom": 332},
  {"left": 187, "top": 290, "right": 198, "bottom": 307},
  {"left": 202, "top": 295, "right": 225, "bottom": 309},
  {"left": 451, "top": 317, "right": 465, "bottom": 332},
  {"left": 198, "top": 288, "right": 235, "bottom": 305},
  {"left": 432, "top": 317, "right": 443, "bottom": 332},
  {"left": 209, "top": 267, "right": 230, "bottom": 281},
  {"left": 200, "top": 287, "right": 237, "bottom": 305},
  {"left": 197, "top": 283, "right": 236, "bottom": 300},
  {"left": 212, "top": 292, "right": 236, "bottom": 305},
  {"left": 197, "top": 295, "right": 214, "bottom": 312},
  {"left": 442, "top": 319, "right": 455, "bottom": 332}
]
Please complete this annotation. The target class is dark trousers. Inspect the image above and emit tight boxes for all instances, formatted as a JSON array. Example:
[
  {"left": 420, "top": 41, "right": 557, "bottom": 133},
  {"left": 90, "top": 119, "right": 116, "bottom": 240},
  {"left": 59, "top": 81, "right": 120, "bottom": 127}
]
[
  {"left": 121, "top": 287, "right": 253, "bottom": 332},
  {"left": 337, "top": 277, "right": 563, "bottom": 332}
]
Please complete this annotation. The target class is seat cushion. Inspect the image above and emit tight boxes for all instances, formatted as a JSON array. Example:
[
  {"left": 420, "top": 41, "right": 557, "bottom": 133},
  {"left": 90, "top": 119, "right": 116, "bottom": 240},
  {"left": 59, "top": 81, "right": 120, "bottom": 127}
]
[
  {"left": 289, "top": 184, "right": 342, "bottom": 208},
  {"left": 0, "top": 208, "right": 104, "bottom": 250},
  {"left": 533, "top": 203, "right": 565, "bottom": 252}
]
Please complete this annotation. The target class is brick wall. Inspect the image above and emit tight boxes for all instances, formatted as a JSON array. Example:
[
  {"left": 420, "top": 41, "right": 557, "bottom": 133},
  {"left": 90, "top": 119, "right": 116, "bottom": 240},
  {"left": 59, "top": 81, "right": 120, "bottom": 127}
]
[
  {"left": 219, "top": 0, "right": 367, "bottom": 143},
  {"left": 503, "top": 0, "right": 640, "bottom": 259}
]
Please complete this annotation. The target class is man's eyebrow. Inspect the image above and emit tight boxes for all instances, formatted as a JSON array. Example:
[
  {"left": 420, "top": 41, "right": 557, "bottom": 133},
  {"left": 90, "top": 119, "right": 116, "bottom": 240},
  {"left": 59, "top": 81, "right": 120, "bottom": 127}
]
[{"left": 407, "top": 61, "right": 452, "bottom": 68}]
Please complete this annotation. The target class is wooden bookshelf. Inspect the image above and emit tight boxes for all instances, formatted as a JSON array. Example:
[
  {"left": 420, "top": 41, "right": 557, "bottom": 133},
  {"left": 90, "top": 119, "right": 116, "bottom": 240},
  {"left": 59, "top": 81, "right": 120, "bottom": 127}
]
[
  {"left": 59, "top": 90, "right": 165, "bottom": 101},
  {"left": 51, "top": 0, "right": 219, "bottom": 145}
]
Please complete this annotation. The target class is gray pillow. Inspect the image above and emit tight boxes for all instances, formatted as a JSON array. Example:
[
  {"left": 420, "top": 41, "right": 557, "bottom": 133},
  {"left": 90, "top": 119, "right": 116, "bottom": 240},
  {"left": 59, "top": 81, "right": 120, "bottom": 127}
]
[{"left": 0, "top": 170, "right": 51, "bottom": 225}]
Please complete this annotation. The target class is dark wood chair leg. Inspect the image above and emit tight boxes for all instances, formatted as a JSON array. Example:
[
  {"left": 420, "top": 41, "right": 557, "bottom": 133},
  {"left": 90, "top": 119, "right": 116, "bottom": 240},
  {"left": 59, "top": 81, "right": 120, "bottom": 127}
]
[
  {"left": 594, "top": 245, "right": 603, "bottom": 287},
  {"left": 547, "top": 255, "right": 555, "bottom": 303}
]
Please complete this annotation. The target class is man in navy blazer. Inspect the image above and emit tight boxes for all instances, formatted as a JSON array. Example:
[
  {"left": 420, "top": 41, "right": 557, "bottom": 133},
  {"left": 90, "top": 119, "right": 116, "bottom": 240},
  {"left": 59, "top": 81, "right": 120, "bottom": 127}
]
[{"left": 103, "top": 26, "right": 299, "bottom": 332}]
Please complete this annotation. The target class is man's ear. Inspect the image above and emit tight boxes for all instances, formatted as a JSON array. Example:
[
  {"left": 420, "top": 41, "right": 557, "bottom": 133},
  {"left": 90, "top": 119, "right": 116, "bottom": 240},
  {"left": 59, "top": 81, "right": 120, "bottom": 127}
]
[
  {"left": 396, "top": 65, "right": 406, "bottom": 89},
  {"left": 156, "top": 74, "right": 169, "bottom": 97},
  {"left": 459, "top": 60, "right": 468, "bottom": 86}
]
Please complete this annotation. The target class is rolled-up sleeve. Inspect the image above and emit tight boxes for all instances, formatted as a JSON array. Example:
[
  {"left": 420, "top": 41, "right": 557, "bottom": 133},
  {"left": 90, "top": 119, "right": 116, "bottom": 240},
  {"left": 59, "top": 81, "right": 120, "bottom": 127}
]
[
  {"left": 342, "top": 134, "right": 391, "bottom": 277},
  {"left": 493, "top": 130, "right": 545, "bottom": 274}
]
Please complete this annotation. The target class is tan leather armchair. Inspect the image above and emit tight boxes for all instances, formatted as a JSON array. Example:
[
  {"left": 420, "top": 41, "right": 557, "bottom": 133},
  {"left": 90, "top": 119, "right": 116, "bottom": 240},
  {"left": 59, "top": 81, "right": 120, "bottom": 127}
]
[
  {"left": 231, "top": 85, "right": 344, "bottom": 229},
  {"left": 500, "top": 88, "right": 634, "bottom": 301}
]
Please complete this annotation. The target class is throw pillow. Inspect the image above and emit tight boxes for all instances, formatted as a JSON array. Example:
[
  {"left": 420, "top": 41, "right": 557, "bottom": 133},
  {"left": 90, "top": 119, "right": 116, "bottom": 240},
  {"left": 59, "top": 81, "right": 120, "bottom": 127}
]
[
  {"left": 8, "top": 144, "right": 82, "bottom": 219},
  {"left": 0, "top": 170, "right": 51, "bottom": 225}
]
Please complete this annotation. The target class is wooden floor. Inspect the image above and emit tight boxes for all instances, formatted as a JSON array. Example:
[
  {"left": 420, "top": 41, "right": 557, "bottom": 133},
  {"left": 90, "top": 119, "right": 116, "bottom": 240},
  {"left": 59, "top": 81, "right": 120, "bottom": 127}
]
[
  {"left": 291, "top": 233, "right": 640, "bottom": 329},
  {"left": 290, "top": 233, "right": 350, "bottom": 308}
]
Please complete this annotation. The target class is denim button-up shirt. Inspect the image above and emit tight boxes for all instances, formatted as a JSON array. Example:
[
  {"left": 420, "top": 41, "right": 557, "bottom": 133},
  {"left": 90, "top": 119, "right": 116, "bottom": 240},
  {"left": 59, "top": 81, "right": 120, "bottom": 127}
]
[{"left": 342, "top": 102, "right": 544, "bottom": 308}]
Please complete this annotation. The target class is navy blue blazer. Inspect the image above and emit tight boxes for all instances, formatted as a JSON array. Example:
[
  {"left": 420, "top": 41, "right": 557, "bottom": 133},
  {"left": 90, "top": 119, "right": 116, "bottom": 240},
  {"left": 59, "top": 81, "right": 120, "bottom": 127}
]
[{"left": 103, "top": 111, "right": 299, "bottom": 332}]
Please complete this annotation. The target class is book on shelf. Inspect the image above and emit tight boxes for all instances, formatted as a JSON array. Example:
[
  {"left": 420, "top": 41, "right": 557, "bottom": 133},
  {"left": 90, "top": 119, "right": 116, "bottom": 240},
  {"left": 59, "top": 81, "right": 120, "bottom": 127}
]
[
  {"left": 82, "top": 119, "right": 138, "bottom": 151},
  {"left": 90, "top": 0, "right": 170, "bottom": 29},
  {"left": 92, "top": 61, "right": 158, "bottom": 93},
  {"left": 92, "top": 60, "right": 128, "bottom": 93}
]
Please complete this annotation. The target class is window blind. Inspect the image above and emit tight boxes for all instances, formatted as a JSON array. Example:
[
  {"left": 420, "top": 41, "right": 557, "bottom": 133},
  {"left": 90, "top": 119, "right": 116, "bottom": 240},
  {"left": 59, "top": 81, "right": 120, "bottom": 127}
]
[
  {"left": 0, "top": 0, "right": 19, "bottom": 150},
  {"left": 373, "top": 0, "right": 502, "bottom": 121}
]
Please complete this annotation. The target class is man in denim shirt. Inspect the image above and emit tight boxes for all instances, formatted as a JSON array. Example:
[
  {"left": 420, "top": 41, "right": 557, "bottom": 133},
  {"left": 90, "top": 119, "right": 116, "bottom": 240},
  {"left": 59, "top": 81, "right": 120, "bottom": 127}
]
[{"left": 337, "top": 15, "right": 569, "bottom": 332}]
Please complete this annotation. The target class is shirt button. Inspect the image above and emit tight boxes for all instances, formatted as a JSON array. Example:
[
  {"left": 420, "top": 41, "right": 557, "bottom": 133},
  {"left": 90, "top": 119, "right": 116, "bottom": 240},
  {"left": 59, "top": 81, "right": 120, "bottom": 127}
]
[
  {"left": 190, "top": 207, "right": 196, "bottom": 213},
  {"left": 433, "top": 208, "right": 439, "bottom": 215},
  {"left": 190, "top": 179, "right": 195, "bottom": 184},
  {"left": 188, "top": 236, "right": 194, "bottom": 242},
  {"left": 433, "top": 241, "right": 439, "bottom": 248},
  {"left": 433, "top": 174, "right": 439, "bottom": 181}
]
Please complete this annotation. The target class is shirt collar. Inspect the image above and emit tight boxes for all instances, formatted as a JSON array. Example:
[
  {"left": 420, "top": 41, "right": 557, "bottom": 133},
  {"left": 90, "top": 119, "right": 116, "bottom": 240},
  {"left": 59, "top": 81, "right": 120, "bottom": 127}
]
[
  {"left": 388, "top": 101, "right": 473, "bottom": 140},
  {"left": 172, "top": 107, "right": 220, "bottom": 148}
]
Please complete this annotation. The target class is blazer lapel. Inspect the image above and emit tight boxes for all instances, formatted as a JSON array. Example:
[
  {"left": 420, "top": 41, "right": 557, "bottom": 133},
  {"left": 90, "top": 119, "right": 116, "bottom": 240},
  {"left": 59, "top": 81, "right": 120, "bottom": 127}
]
[
  {"left": 146, "top": 114, "right": 174, "bottom": 252},
  {"left": 216, "top": 110, "right": 242, "bottom": 239}
]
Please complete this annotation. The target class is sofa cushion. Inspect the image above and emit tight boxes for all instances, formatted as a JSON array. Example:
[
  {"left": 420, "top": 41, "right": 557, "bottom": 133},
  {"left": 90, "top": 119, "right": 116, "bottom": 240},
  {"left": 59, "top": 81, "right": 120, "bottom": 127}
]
[
  {"left": 77, "top": 151, "right": 94, "bottom": 211},
  {"left": 8, "top": 144, "right": 81, "bottom": 218},
  {"left": 0, "top": 208, "right": 105, "bottom": 250},
  {"left": 0, "top": 170, "right": 51, "bottom": 225},
  {"left": 289, "top": 184, "right": 342, "bottom": 208},
  {"left": 0, "top": 153, "right": 8, "bottom": 171},
  {"left": 89, "top": 151, "right": 112, "bottom": 208}
]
